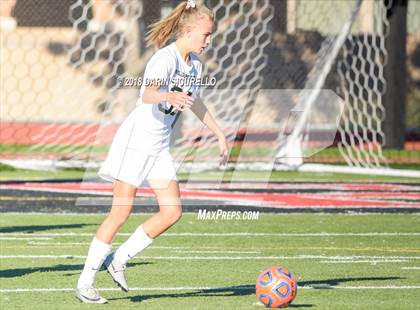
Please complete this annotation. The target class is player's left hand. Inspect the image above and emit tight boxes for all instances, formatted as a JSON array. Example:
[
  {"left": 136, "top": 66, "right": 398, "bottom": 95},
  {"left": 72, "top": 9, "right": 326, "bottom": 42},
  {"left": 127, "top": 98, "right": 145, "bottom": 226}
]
[{"left": 218, "top": 135, "right": 229, "bottom": 167}]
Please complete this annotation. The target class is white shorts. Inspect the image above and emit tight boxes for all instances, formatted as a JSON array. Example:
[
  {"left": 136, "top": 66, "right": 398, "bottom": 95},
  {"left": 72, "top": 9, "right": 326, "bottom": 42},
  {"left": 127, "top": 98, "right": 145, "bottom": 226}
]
[{"left": 98, "top": 143, "right": 177, "bottom": 188}]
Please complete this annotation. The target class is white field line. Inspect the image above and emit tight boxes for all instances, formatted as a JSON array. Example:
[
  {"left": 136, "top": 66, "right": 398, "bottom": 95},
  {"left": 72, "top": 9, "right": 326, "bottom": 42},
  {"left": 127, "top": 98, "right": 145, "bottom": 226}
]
[
  {"left": 401, "top": 267, "right": 420, "bottom": 270},
  {"left": 0, "top": 212, "right": 111, "bottom": 216},
  {"left": 12, "top": 243, "right": 259, "bottom": 254},
  {"left": 1, "top": 285, "right": 420, "bottom": 293},
  {"left": 150, "top": 232, "right": 420, "bottom": 237},
  {"left": 1, "top": 232, "right": 420, "bottom": 237},
  {"left": 25, "top": 242, "right": 198, "bottom": 249},
  {"left": 172, "top": 250, "right": 260, "bottom": 254},
  {"left": 24, "top": 242, "right": 256, "bottom": 252},
  {"left": 0, "top": 255, "right": 88, "bottom": 259},
  {"left": 11, "top": 242, "right": 420, "bottom": 255},
  {"left": 0, "top": 237, "right": 52, "bottom": 240},
  {"left": 1, "top": 255, "right": 420, "bottom": 260},
  {"left": 302, "top": 285, "right": 420, "bottom": 289},
  {"left": 321, "top": 260, "right": 409, "bottom": 264},
  {"left": 24, "top": 242, "right": 257, "bottom": 253},
  {"left": 25, "top": 242, "right": 193, "bottom": 249},
  {"left": 27, "top": 241, "right": 118, "bottom": 246}
]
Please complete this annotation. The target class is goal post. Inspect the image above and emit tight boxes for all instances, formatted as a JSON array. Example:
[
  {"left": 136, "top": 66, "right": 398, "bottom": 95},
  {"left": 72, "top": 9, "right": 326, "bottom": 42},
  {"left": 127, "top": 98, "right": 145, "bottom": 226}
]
[
  {"left": 275, "top": 0, "right": 363, "bottom": 168},
  {"left": 383, "top": 0, "right": 408, "bottom": 149}
]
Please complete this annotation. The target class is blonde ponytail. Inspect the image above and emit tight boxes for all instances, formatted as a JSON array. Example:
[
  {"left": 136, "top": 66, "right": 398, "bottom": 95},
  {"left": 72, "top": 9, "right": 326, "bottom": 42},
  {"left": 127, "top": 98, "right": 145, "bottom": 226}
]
[{"left": 146, "top": 1, "right": 214, "bottom": 49}]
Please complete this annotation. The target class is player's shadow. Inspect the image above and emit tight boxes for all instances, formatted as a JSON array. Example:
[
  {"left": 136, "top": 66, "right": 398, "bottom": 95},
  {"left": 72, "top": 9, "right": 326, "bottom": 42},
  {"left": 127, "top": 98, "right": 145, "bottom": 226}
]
[
  {"left": 111, "top": 284, "right": 255, "bottom": 302},
  {"left": 299, "top": 276, "right": 402, "bottom": 288},
  {"left": 109, "top": 275, "right": 403, "bottom": 307},
  {"left": 109, "top": 284, "right": 313, "bottom": 307},
  {"left": 0, "top": 262, "right": 152, "bottom": 278},
  {"left": 0, "top": 223, "right": 95, "bottom": 233}
]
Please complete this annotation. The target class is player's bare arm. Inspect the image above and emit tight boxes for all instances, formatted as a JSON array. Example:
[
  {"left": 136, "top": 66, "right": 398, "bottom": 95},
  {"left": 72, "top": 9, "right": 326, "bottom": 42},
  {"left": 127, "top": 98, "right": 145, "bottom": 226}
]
[{"left": 191, "top": 96, "right": 228, "bottom": 165}]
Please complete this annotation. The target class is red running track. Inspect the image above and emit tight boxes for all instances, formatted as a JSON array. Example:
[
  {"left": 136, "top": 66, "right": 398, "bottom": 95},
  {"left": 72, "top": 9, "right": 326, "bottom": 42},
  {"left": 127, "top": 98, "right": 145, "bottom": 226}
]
[{"left": 1, "top": 181, "right": 419, "bottom": 209}]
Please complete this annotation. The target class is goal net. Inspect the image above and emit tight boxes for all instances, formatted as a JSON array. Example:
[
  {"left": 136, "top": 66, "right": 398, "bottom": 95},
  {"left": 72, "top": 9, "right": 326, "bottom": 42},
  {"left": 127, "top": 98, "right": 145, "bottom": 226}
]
[{"left": 1, "top": 0, "right": 418, "bottom": 175}]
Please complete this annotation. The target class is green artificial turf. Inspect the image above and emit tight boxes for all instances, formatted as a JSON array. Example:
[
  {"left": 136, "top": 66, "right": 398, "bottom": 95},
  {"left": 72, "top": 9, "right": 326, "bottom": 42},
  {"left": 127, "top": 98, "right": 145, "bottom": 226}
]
[{"left": 1, "top": 213, "right": 419, "bottom": 309}]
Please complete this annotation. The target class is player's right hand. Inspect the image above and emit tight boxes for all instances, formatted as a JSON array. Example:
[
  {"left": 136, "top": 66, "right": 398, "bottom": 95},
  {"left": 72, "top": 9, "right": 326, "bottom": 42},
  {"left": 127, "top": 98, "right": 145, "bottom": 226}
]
[{"left": 166, "top": 92, "right": 194, "bottom": 111}]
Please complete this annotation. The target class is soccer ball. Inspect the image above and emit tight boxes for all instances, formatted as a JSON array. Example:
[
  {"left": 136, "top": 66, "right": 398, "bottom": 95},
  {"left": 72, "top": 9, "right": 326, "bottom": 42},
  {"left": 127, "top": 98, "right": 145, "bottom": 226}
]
[{"left": 255, "top": 266, "right": 297, "bottom": 308}]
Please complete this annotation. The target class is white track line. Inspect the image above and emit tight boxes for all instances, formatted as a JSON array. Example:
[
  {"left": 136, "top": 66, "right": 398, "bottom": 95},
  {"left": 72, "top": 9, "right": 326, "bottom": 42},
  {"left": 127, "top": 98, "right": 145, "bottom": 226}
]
[
  {"left": 1, "top": 285, "right": 420, "bottom": 293},
  {"left": 401, "top": 267, "right": 420, "bottom": 270},
  {"left": 0, "top": 212, "right": 392, "bottom": 216},
  {"left": 1, "top": 232, "right": 420, "bottom": 237},
  {"left": 1, "top": 255, "right": 419, "bottom": 260}
]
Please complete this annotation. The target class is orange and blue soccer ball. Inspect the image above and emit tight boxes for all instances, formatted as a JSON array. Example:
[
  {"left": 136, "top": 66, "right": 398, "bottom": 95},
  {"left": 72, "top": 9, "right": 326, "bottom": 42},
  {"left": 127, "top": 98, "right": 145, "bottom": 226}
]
[{"left": 255, "top": 266, "right": 297, "bottom": 308}]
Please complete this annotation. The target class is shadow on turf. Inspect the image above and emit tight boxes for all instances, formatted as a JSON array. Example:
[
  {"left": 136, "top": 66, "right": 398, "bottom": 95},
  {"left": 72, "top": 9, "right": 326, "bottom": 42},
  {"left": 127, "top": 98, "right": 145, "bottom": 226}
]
[
  {"left": 299, "top": 276, "right": 402, "bottom": 288},
  {"left": 109, "top": 284, "right": 313, "bottom": 307},
  {"left": 0, "top": 223, "right": 95, "bottom": 233},
  {"left": 110, "top": 284, "right": 256, "bottom": 302},
  {"left": 108, "top": 276, "right": 402, "bottom": 306},
  {"left": 0, "top": 262, "right": 152, "bottom": 278}
]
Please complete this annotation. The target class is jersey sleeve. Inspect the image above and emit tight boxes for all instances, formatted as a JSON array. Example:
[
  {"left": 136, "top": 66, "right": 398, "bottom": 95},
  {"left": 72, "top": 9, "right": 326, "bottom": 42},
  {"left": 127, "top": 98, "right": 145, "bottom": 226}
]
[{"left": 143, "top": 51, "right": 175, "bottom": 87}]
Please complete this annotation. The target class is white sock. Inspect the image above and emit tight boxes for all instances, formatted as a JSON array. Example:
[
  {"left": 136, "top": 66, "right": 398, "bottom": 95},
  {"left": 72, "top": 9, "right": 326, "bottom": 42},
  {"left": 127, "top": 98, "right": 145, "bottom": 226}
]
[
  {"left": 114, "top": 225, "right": 153, "bottom": 264},
  {"left": 77, "top": 237, "right": 112, "bottom": 288}
]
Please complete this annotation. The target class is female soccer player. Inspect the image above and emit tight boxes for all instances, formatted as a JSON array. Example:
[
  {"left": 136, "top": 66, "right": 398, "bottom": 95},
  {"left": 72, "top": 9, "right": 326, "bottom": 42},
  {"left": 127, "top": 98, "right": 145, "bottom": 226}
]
[{"left": 75, "top": 0, "right": 227, "bottom": 304}]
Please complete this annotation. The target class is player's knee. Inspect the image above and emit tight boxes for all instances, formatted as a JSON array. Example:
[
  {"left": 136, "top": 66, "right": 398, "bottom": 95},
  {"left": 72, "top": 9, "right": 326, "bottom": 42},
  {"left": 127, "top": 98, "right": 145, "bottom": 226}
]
[
  {"left": 109, "top": 208, "right": 131, "bottom": 225},
  {"left": 161, "top": 207, "right": 182, "bottom": 225}
]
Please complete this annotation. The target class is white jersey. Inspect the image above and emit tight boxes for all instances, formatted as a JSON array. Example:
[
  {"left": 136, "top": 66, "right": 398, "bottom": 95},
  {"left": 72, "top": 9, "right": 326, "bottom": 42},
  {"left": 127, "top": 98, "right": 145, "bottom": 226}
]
[{"left": 114, "top": 42, "right": 202, "bottom": 156}]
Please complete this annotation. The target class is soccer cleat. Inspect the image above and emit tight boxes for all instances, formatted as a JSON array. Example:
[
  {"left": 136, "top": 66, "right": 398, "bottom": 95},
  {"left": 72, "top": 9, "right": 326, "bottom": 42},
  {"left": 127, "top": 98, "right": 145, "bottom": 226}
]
[
  {"left": 103, "top": 252, "right": 129, "bottom": 292},
  {"left": 75, "top": 286, "right": 108, "bottom": 304}
]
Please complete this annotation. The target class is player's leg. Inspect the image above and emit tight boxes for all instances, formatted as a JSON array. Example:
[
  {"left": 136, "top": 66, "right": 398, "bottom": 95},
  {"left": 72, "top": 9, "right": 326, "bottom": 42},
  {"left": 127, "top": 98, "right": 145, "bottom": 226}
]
[
  {"left": 104, "top": 179, "right": 182, "bottom": 291},
  {"left": 76, "top": 180, "right": 136, "bottom": 303},
  {"left": 96, "top": 180, "right": 137, "bottom": 243},
  {"left": 143, "top": 179, "right": 183, "bottom": 237}
]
